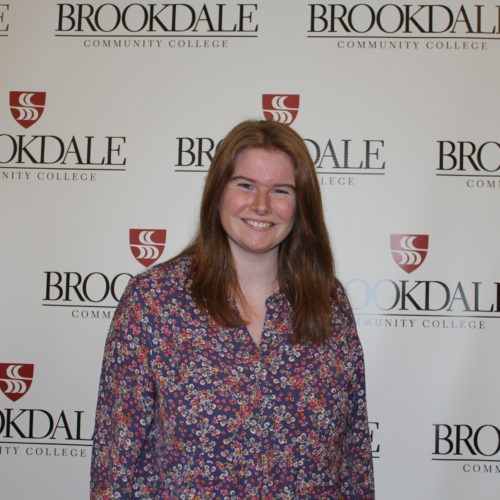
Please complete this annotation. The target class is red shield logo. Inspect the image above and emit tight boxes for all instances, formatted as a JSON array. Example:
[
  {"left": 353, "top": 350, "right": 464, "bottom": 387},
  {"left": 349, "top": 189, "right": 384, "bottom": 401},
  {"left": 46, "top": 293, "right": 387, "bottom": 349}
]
[
  {"left": 390, "top": 234, "right": 429, "bottom": 273},
  {"left": 130, "top": 229, "right": 166, "bottom": 267},
  {"left": 10, "top": 91, "right": 46, "bottom": 128},
  {"left": 0, "top": 363, "right": 34, "bottom": 402},
  {"left": 262, "top": 94, "right": 300, "bottom": 125}
]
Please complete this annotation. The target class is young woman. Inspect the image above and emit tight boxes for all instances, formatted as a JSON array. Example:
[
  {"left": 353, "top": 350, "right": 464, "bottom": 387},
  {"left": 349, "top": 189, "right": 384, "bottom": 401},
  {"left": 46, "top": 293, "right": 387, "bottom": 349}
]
[{"left": 91, "top": 120, "right": 375, "bottom": 498}]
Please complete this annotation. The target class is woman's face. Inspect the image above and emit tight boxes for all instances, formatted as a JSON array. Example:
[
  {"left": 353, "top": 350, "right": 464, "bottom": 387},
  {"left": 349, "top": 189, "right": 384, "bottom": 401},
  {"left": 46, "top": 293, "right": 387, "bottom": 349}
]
[{"left": 219, "top": 147, "right": 296, "bottom": 261}]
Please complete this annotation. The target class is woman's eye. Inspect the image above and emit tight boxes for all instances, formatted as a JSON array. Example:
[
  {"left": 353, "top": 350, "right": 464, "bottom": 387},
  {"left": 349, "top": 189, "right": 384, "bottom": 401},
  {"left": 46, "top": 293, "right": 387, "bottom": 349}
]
[
  {"left": 274, "top": 188, "right": 292, "bottom": 195},
  {"left": 237, "top": 182, "right": 253, "bottom": 190}
]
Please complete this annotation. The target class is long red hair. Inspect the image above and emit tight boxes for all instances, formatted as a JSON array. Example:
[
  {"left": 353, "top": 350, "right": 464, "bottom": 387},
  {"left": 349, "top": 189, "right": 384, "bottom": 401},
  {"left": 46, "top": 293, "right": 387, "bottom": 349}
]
[{"left": 179, "top": 119, "right": 339, "bottom": 344}]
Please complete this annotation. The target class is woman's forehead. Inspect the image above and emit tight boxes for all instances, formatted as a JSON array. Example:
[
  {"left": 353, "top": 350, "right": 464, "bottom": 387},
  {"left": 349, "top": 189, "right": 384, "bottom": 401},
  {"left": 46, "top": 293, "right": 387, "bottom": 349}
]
[{"left": 232, "top": 148, "right": 295, "bottom": 184}]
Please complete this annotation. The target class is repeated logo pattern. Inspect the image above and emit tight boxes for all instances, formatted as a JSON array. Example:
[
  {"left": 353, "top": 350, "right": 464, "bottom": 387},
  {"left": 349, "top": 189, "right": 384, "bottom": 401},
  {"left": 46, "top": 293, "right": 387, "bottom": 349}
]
[
  {"left": 9, "top": 91, "right": 46, "bottom": 128},
  {"left": 390, "top": 234, "right": 429, "bottom": 273},
  {"left": 262, "top": 94, "right": 300, "bottom": 125},
  {"left": 0, "top": 363, "right": 34, "bottom": 402},
  {"left": 129, "top": 229, "right": 167, "bottom": 267}
]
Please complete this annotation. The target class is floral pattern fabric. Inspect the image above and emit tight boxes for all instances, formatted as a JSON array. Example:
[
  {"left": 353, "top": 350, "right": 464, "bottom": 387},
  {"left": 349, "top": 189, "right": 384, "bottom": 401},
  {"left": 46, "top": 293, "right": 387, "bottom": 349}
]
[{"left": 91, "top": 256, "right": 374, "bottom": 499}]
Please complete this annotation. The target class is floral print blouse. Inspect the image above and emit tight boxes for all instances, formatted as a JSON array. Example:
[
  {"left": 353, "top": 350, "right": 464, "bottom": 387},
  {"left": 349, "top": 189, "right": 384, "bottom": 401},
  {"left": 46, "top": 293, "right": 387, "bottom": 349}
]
[{"left": 91, "top": 257, "right": 374, "bottom": 499}]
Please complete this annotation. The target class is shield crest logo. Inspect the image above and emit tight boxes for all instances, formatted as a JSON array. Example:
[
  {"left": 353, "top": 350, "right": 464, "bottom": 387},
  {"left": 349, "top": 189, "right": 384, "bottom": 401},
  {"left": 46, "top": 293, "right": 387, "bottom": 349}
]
[
  {"left": 130, "top": 229, "right": 167, "bottom": 267},
  {"left": 390, "top": 234, "right": 429, "bottom": 273},
  {"left": 262, "top": 94, "right": 300, "bottom": 125},
  {"left": 0, "top": 363, "right": 34, "bottom": 402},
  {"left": 9, "top": 91, "right": 46, "bottom": 128},
  {"left": 10, "top": 91, "right": 46, "bottom": 128}
]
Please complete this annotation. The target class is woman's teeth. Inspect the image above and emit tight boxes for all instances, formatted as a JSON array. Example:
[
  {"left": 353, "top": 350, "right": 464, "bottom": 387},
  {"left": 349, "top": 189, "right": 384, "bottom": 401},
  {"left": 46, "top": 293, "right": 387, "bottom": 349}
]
[{"left": 244, "top": 219, "right": 273, "bottom": 229}]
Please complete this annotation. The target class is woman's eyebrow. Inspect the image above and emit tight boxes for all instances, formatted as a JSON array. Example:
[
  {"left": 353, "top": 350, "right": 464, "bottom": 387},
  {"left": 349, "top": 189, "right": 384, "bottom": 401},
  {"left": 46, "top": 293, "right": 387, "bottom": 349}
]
[
  {"left": 230, "top": 175, "right": 255, "bottom": 182},
  {"left": 230, "top": 175, "right": 295, "bottom": 189}
]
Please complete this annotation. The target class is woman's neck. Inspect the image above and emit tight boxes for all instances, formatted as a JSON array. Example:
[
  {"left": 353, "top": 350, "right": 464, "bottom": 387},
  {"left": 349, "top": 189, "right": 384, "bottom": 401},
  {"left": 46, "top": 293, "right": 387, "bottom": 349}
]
[
  {"left": 231, "top": 247, "right": 279, "bottom": 297},
  {"left": 230, "top": 247, "right": 279, "bottom": 344}
]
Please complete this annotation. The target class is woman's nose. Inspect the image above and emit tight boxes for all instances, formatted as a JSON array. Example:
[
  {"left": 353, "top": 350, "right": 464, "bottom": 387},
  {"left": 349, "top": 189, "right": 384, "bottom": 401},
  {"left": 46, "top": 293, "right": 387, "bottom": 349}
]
[{"left": 251, "top": 190, "right": 271, "bottom": 215}]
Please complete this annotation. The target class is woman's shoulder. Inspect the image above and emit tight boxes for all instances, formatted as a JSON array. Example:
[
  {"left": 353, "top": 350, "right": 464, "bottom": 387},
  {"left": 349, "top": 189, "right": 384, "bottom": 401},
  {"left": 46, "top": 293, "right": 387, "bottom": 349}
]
[
  {"left": 125, "top": 255, "right": 192, "bottom": 299},
  {"left": 328, "top": 279, "right": 358, "bottom": 336},
  {"left": 331, "top": 279, "right": 352, "bottom": 314}
]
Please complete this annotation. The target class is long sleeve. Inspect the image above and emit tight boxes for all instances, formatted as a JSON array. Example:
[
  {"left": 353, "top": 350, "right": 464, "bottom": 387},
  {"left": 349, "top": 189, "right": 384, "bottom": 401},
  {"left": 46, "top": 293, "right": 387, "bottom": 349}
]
[
  {"left": 338, "top": 287, "right": 375, "bottom": 499},
  {"left": 90, "top": 276, "right": 156, "bottom": 499}
]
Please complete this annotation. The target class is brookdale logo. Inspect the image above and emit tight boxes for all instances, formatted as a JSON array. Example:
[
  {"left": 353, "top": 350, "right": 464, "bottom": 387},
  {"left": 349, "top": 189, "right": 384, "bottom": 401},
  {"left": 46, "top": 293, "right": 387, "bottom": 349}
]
[
  {"left": 432, "top": 423, "right": 500, "bottom": 474},
  {"left": 346, "top": 232, "right": 500, "bottom": 329},
  {"left": 0, "top": 364, "right": 93, "bottom": 457},
  {"left": 436, "top": 140, "right": 500, "bottom": 190},
  {"left": 43, "top": 271, "right": 132, "bottom": 310},
  {"left": 390, "top": 234, "right": 429, "bottom": 274},
  {"left": 0, "top": 90, "right": 127, "bottom": 181},
  {"left": 129, "top": 228, "right": 167, "bottom": 267},
  {"left": 308, "top": 3, "right": 500, "bottom": 36},
  {"left": 9, "top": 92, "right": 46, "bottom": 129},
  {"left": 262, "top": 94, "right": 300, "bottom": 125},
  {"left": 308, "top": 3, "right": 500, "bottom": 51},
  {"left": 173, "top": 93, "right": 386, "bottom": 183},
  {"left": 41, "top": 228, "right": 167, "bottom": 317},
  {"left": 0, "top": 364, "right": 34, "bottom": 402},
  {"left": 55, "top": 2, "right": 258, "bottom": 48}
]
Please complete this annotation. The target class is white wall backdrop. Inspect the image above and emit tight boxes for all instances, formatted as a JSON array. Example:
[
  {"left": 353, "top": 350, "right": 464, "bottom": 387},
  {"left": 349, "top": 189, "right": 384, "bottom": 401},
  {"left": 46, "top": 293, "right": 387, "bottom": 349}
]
[{"left": 1, "top": 1, "right": 499, "bottom": 498}]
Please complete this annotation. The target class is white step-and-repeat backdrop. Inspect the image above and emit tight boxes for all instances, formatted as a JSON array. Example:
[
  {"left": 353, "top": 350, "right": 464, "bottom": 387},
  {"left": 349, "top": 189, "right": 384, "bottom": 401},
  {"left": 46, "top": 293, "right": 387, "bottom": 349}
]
[{"left": 1, "top": 1, "right": 499, "bottom": 498}]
